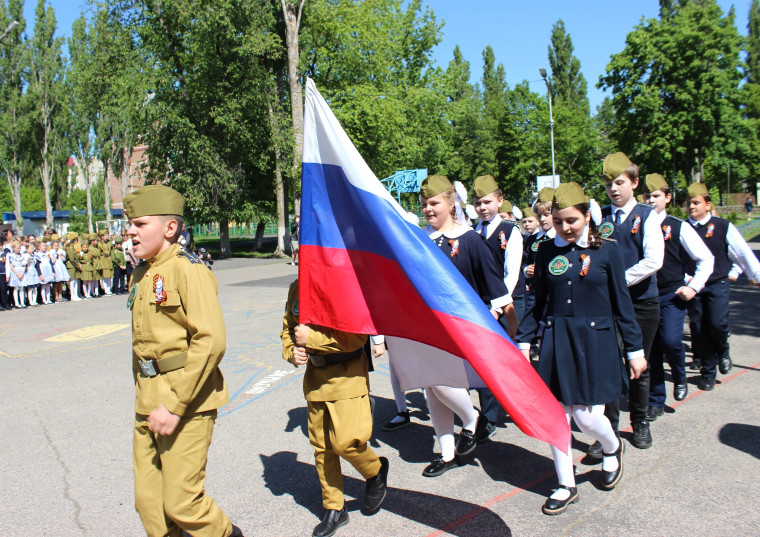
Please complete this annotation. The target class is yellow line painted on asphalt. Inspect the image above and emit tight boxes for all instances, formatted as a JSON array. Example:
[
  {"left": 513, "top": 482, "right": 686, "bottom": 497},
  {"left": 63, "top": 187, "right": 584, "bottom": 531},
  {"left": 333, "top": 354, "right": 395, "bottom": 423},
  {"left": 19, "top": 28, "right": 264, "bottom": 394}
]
[{"left": 45, "top": 324, "right": 129, "bottom": 343}]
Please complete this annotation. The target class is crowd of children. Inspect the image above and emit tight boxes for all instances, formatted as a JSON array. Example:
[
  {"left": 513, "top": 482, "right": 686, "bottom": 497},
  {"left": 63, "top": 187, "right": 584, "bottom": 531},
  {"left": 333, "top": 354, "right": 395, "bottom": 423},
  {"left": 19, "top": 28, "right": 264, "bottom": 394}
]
[{"left": 1, "top": 227, "right": 136, "bottom": 310}]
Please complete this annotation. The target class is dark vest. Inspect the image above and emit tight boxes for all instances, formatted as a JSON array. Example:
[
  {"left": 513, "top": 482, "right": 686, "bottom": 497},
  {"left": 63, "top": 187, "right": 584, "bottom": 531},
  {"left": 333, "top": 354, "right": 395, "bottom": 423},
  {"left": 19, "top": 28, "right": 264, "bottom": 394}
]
[
  {"left": 480, "top": 220, "right": 526, "bottom": 297},
  {"left": 686, "top": 217, "right": 730, "bottom": 284},
  {"left": 601, "top": 203, "right": 659, "bottom": 300},
  {"left": 657, "top": 216, "right": 688, "bottom": 295}
]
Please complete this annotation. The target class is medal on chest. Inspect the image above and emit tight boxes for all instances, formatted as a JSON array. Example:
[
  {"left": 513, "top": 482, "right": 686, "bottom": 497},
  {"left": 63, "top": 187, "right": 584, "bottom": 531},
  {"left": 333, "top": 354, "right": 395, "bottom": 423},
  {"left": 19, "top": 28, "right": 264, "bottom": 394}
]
[
  {"left": 662, "top": 224, "right": 672, "bottom": 241},
  {"left": 599, "top": 222, "right": 614, "bottom": 238},
  {"left": 153, "top": 274, "right": 166, "bottom": 305},
  {"left": 126, "top": 284, "right": 137, "bottom": 310},
  {"left": 631, "top": 215, "right": 641, "bottom": 234},
  {"left": 449, "top": 239, "right": 460, "bottom": 257},
  {"left": 499, "top": 231, "right": 507, "bottom": 250},
  {"left": 548, "top": 255, "right": 570, "bottom": 276},
  {"left": 706, "top": 223, "right": 715, "bottom": 238},
  {"left": 579, "top": 254, "right": 591, "bottom": 277}
]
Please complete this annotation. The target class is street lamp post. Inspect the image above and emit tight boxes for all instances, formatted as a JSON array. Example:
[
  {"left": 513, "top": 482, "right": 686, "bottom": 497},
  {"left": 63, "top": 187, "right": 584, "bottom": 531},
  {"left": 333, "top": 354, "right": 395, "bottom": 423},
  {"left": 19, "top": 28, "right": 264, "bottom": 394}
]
[
  {"left": 539, "top": 68, "right": 556, "bottom": 182},
  {"left": 0, "top": 20, "right": 19, "bottom": 43}
]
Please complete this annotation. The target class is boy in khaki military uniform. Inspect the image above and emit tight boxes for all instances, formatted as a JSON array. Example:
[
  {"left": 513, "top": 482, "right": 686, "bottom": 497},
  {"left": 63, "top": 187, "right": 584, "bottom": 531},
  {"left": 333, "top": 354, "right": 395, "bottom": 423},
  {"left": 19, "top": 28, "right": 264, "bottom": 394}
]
[
  {"left": 125, "top": 185, "right": 243, "bottom": 537},
  {"left": 281, "top": 279, "right": 388, "bottom": 537}
]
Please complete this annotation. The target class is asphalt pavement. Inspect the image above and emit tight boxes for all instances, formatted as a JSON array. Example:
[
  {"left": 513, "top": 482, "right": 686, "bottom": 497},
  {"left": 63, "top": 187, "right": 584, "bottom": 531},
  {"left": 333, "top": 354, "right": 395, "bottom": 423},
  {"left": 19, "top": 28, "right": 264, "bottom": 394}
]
[{"left": 1, "top": 246, "right": 759, "bottom": 537}]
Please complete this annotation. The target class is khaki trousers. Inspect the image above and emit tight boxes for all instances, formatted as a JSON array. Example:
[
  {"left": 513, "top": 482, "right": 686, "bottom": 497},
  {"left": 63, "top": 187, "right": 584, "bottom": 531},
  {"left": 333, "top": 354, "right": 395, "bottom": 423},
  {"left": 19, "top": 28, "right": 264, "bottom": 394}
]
[
  {"left": 307, "top": 395, "right": 381, "bottom": 510},
  {"left": 133, "top": 412, "right": 232, "bottom": 537}
]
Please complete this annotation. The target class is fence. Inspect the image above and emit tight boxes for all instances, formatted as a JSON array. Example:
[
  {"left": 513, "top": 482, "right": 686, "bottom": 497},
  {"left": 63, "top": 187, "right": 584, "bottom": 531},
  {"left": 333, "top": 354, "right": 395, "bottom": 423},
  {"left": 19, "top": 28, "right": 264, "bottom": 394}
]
[
  {"left": 737, "top": 218, "right": 760, "bottom": 240},
  {"left": 191, "top": 222, "right": 279, "bottom": 239}
]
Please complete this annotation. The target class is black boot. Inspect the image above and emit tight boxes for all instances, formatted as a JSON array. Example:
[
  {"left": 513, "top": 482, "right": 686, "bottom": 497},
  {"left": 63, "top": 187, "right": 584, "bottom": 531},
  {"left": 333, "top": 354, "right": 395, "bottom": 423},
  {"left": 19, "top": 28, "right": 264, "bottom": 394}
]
[
  {"left": 229, "top": 525, "right": 244, "bottom": 537},
  {"left": 313, "top": 507, "right": 349, "bottom": 537},
  {"left": 363, "top": 456, "right": 389, "bottom": 513}
]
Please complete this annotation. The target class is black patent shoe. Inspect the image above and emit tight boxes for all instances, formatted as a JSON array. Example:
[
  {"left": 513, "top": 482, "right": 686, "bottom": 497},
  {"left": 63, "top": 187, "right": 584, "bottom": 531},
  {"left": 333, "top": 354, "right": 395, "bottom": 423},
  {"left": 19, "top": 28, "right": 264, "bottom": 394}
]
[
  {"left": 313, "top": 508, "right": 349, "bottom": 537},
  {"left": 229, "top": 525, "right": 244, "bottom": 537},
  {"left": 383, "top": 411, "right": 411, "bottom": 432},
  {"left": 587, "top": 440, "right": 603, "bottom": 460},
  {"left": 422, "top": 454, "right": 461, "bottom": 477},
  {"left": 673, "top": 383, "right": 688, "bottom": 401},
  {"left": 689, "top": 359, "right": 701, "bottom": 370},
  {"left": 542, "top": 486, "right": 578, "bottom": 515},
  {"left": 719, "top": 355, "right": 732, "bottom": 375},
  {"left": 698, "top": 376, "right": 716, "bottom": 391},
  {"left": 646, "top": 406, "right": 664, "bottom": 422},
  {"left": 364, "top": 457, "right": 389, "bottom": 513},
  {"left": 456, "top": 414, "right": 486, "bottom": 455},
  {"left": 601, "top": 440, "right": 624, "bottom": 490}
]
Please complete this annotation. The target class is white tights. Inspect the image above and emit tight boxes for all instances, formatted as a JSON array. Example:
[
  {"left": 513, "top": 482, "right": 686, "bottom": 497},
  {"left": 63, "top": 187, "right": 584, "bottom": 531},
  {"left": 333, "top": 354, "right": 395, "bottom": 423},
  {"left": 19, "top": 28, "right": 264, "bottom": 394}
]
[
  {"left": 552, "top": 404, "right": 620, "bottom": 490},
  {"left": 40, "top": 284, "right": 52, "bottom": 304},
  {"left": 425, "top": 386, "right": 479, "bottom": 462},
  {"left": 26, "top": 286, "right": 37, "bottom": 306},
  {"left": 388, "top": 359, "right": 408, "bottom": 414},
  {"left": 13, "top": 287, "right": 25, "bottom": 307},
  {"left": 100, "top": 277, "right": 112, "bottom": 294}
]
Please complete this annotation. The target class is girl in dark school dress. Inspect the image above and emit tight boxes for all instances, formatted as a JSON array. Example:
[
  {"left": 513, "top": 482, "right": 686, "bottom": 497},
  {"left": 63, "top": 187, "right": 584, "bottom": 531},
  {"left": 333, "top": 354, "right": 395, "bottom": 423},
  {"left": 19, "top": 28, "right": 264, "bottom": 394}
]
[
  {"left": 416, "top": 174, "right": 517, "bottom": 477},
  {"left": 516, "top": 182, "right": 646, "bottom": 515}
]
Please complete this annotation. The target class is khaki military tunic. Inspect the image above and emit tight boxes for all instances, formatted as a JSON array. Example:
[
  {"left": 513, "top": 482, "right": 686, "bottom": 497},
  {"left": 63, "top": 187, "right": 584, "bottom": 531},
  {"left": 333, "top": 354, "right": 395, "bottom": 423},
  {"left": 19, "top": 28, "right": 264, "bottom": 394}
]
[
  {"left": 281, "top": 280, "right": 380, "bottom": 510},
  {"left": 99, "top": 241, "right": 114, "bottom": 278}
]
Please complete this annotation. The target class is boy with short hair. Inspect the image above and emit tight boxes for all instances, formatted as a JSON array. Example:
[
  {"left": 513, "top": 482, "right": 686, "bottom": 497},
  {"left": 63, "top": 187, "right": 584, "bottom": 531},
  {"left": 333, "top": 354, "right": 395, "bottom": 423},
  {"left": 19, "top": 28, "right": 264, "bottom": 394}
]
[
  {"left": 520, "top": 207, "right": 538, "bottom": 235},
  {"left": 685, "top": 183, "right": 760, "bottom": 391},
  {"left": 125, "top": 184, "right": 243, "bottom": 537},
  {"left": 597, "top": 152, "right": 664, "bottom": 451}
]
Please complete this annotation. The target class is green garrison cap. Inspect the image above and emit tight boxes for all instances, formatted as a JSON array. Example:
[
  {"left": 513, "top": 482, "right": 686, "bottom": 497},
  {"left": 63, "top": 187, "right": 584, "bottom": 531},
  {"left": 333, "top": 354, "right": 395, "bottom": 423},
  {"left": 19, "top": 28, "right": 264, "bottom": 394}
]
[
  {"left": 123, "top": 185, "right": 185, "bottom": 218},
  {"left": 537, "top": 187, "right": 555, "bottom": 203},
  {"left": 645, "top": 173, "right": 668, "bottom": 193},
  {"left": 522, "top": 207, "right": 536, "bottom": 218},
  {"left": 603, "top": 152, "right": 633, "bottom": 180},
  {"left": 66, "top": 232, "right": 77, "bottom": 240},
  {"left": 42, "top": 236, "right": 51, "bottom": 243},
  {"left": 50, "top": 233, "right": 59, "bottom": 241},
  {"left": 687, "top": 182, "right": 709, "bottom": 199},
  {"left": 473, "top": 175, "right": 500, "bottom": 198},
  {"left": 636, "top": 194, "right": 645, "bottom": 203},
  {"left": 553, "top": 182, "right": 587, "bottom": 210},
  {"left": 420, "top": 175, "right": 452, "bottom": 198},
  {"left": 88, "top": 233, "right": 97, "bottom": 241},
  {"left": 499, "top": 200, "right": 513, "bottom": 213},
  {"left": 114, "top": 235, "right": 123, "bottom": 243}
]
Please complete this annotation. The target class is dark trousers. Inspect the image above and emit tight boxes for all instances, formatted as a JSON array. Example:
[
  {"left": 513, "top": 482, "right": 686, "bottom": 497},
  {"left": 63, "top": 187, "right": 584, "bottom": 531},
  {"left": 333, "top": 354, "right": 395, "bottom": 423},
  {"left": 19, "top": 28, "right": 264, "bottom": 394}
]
[
  {"left": 113, "top": 266, "right": 126, "bottom": 294},
  {"left": 479, "top": 295, "right": 525, "bottom": 424},
  {"left": 649, "top": 292, "right": 688, "bottom": 407},
  {"left": 605, "top": 296, "right": 660, "bottom": 430},
  {"left": 687, "top": 280, "right": 730, "bottom": 380},
  {"left": 0, "top": 275, "right": 9, "bottom": 309}
]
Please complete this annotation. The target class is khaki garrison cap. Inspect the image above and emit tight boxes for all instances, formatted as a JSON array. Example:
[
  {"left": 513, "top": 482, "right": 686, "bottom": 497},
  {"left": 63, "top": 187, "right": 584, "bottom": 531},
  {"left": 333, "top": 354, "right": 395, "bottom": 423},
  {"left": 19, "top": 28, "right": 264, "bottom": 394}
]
[
  {"left": 537, "top": 187, "right": 555, "bottom": 203},
  {"left": 499, "top": 200, "right": 513, "bottom": 213},
  {"left": 66, "top": 232, "right": 77, "bottom": 240},
  {"left": 522, "top": 207, "right": 536, "bottom": 218},
  {"left": 603, "top": 152, "right": 633, "bottom": 180},
  {"left": 123, "top": 185, "right": 186, "bottom": 218},
  {"left": 114, "top": 236, "right": 123, "bottom": 243},
  {"left": 687, "top": 183, "right": 709, "bottom": 199},
  {"left": 636, "top": 194, "right": 645, "bottom": 203},
  {"left": 553, "top": 182, "right": 587, "bottom": 210},
  {"left": 51, "top": 233, "right": 59, "bottom": 241},
  {"left": 473, "top": 175, "right": 500, "bottom": 198},
  {"left": 420, "top": 175, "right": 452, "bottom": 198},
  {"left": 645, "top": 173, "right": 668, "bottom": 193},
  {"left": 88, "top": 233, "right": 97, "bottom": 241}
]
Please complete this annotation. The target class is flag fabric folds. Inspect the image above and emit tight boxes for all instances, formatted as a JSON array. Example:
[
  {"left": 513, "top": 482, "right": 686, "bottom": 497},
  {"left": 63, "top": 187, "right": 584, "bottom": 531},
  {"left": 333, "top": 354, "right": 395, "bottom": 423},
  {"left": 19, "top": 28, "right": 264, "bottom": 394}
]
[{"left": 298, "top": 78, "right": 570, "bottom": 452}]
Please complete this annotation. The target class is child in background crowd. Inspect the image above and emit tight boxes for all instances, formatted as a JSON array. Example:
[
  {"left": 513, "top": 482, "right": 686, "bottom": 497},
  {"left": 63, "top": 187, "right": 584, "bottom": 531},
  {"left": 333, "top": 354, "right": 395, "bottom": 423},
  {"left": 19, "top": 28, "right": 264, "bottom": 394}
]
[
  {"left": 37, "top": 241, "right": 55, "bottom": 305},
  {"left": 6, "top": 242, "right": 27, "bottom": 308},
  {"left": 23, "top": 242, "right": 40, "bottom": 306},
  {"left": 52, "top": 240, "right": 69, "bottom": 302}
]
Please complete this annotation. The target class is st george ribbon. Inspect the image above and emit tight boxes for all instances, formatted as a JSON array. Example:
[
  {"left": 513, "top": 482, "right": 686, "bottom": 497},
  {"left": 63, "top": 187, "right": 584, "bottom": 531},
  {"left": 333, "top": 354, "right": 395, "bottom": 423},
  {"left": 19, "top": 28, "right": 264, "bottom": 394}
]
[{"left": 298, "top": 77, "right": 570, "bottom": 452}]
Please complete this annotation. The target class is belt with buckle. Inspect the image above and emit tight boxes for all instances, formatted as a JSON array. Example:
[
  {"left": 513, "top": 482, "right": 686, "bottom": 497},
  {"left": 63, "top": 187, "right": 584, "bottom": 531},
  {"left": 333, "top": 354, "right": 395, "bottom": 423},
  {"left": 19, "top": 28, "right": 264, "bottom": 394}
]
[
  {"left": 138, "top": 352, "right": 188, "bottom": 377},
  {"left": 307, "top": 347, "right": 364, "bottom": 368}
]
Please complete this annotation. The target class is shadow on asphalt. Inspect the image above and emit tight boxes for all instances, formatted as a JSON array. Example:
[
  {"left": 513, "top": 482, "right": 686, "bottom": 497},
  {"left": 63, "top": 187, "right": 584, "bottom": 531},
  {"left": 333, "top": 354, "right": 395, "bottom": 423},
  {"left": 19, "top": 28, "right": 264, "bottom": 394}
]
[
  {"left": 261, "top": 451, "right": 512, "bottom": 536},
  {"left": 718, "top": 423, "right": 760, "bottom": 460}
]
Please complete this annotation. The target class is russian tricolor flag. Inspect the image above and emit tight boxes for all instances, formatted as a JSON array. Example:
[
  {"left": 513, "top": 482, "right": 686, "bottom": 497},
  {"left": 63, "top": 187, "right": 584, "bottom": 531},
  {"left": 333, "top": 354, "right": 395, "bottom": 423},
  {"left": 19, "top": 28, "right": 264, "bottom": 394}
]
[{"left": 299, "top": 78, "right": 569, "bottom": 452}]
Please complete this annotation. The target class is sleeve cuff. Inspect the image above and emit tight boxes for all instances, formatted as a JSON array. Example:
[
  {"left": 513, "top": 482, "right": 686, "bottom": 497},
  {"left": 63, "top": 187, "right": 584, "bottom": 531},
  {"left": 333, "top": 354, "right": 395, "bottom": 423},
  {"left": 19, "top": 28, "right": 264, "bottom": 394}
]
[
  {"left": 491, "top": 294, "right": 513, "bottom": 310},
  {"left": 626, "top": 349, "right": 645, "bottom": 361},
  {"left": 163, "top": 398, "right": 188, "bottom": 416},
  {"left": 370, "top": 335, "right": 385, "bottom": 345},
  {"left": 518, "top": 342, "right": 531, "bottom": 351}
]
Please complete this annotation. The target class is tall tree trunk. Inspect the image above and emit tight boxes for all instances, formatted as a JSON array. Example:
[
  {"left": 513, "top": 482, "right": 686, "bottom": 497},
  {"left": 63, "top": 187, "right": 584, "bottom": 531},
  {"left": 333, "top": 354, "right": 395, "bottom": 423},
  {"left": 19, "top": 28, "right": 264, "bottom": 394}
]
[
  {"left": 105, "top": 160, "right": 113, "bottom": 227},
  {"left": 282, "top": 0, "right": 305, "bottom": 217},
  {"left": 252, "top": 221, "right": 266, "bottom": 251},
  {"left": 86, "top": 176, "right": 94, "bottom": 233},
  {"left": 11, "top": 172, "right": 22, "bottom": 228},
  {"left": 219, "top": 217, "right": 231, "bottom": 259},
  {"left": 269, "top": 102, "right": 289, "bottom": 257}
]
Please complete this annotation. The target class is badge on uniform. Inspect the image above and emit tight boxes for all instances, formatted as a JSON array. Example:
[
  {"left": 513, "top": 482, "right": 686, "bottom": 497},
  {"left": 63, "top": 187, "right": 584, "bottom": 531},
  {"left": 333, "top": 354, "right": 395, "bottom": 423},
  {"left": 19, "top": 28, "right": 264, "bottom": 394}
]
[
  {"left": 449, "top": 239, "right": 459, "bottom": 257},
  {"left": 126, "top": 284, "right": 137, "bottom": 310},
  {"left": 631, "top": 215, "right": 641, "bottom": 234},
  {"left": 579, "top": 254, "right": 591, "bottom": 277},
  {"left": 663, "top": 224, "right": 672, "bottom": 241},
  {"left": 706, "top": 223, "right": 715, "bottom": 238},
  {"left": 599, "top": 222, "right": 614, "bottom": 238},
  {"left": 153, "top": 274, "right": 166, "bottom": 305},
  {"left": 499, "top": 230, "right": 507, "bottom": 249},
  {"left": 531, "top": 240, "right": 540, "bottom": 252},
  {"left": 548, "top": 255, "right": 570, "bottom": 276}
]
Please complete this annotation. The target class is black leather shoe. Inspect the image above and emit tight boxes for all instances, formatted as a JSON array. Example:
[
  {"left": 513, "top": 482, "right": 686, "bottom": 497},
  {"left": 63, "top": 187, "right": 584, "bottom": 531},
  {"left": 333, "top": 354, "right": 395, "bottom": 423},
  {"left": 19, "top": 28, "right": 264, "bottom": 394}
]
[
  {"left": 601, "top": 440, "right": 624, "bottom": 490},
  {"left": 587, "top": 440, "right": 603, "bottom": 460},
  {"left": 313, "top": 508, "right": 349, "bottom": 537},
  {"left": 229, "top": 525, "right": 244, "bottom": 537},
  {"left": 632, "top": 421, "right": 652, "bottom": 449},
  {"left": 689, "top": 359, "right": 701, "bottom": 370},
  {"left": 422, "top": 455, "right": 461, "bottom": 477},
  {"left": 541, "top": 486, "right": 578, "bottom": 515},
  {"left": 646, "top": 406, "right": 664, "bottom": 422},
  {"left": 364, "top": 456, "right": 388, "bottom": 513},
  {"left": 383, "top": 411, "right": 410, "bottom": 432},
  {"left": 673, "top": 383, "right": 688, "bottom": 401},
  {"left": 456, "top": 414, "right": 487, "bottom": 455},
  {"left": 719, "top": 355, "right": 732, "bottom": 375},
  {"left": 698, "top": 376, "right": 716, "bottom": 391}
]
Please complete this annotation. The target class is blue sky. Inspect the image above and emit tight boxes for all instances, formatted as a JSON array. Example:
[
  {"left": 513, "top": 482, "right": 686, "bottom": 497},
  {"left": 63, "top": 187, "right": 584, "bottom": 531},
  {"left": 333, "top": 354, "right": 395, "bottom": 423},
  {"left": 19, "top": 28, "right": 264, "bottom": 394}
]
[{"left": 22, "top": 0, "right": 755, "bottom": 110}]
